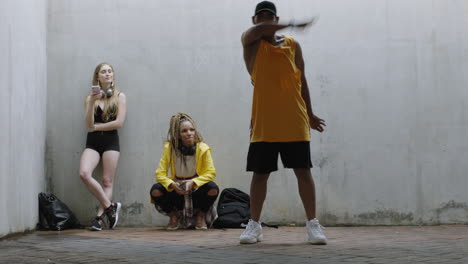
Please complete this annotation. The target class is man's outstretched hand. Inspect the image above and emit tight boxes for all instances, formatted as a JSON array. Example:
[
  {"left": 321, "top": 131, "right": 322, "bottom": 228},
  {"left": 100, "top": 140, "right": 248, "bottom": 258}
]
[{"left": 290, "top": 16, "right": 320, "bottom": 29}]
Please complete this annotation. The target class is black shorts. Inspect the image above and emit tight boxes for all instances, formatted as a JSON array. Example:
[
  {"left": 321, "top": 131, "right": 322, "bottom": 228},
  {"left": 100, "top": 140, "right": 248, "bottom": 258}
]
[
  {"left": 85, "top": 130, "right": 120, "bottom": 156},
  {"left": 246, "top": 141, "right": 312, "bottom": 173}
]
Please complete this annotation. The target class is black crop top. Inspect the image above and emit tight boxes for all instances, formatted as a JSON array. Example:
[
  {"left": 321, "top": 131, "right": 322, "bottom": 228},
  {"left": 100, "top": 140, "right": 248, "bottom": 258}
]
[{"left": 94, "top": 105, "right": 117, "bottom": 123}]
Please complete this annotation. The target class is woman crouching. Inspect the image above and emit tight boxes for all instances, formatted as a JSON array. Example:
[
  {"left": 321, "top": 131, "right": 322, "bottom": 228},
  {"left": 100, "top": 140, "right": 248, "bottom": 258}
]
[{"left": 150, "top": 113, "right": 219, "bottom": 230}]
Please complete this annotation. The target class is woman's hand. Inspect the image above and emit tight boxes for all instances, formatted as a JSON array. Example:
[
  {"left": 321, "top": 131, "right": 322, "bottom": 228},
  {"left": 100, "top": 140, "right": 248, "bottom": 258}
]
[
  {"left": 181, "top": 180, "right": 195, "bottom": 194},
  {"left": 87, "top": 122, "right": 102, "bottom": 132},
  {"left": 89, "top": 92, "right": 102, "bottom": 102},
  {"left": 171, "top": 182, "right": 187, "bottom": 195}
]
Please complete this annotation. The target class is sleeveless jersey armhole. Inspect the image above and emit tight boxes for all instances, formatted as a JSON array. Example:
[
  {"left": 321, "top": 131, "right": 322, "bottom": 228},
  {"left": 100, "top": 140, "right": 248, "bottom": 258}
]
[{"left": 289, "top": 36, "right": 296, "bottom": 56}]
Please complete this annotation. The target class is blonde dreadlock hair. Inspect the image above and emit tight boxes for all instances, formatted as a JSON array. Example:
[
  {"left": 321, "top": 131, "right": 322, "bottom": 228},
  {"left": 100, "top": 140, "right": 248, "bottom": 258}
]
[{"left": 167, "top": 113, "right": 203, "bottom": 157}]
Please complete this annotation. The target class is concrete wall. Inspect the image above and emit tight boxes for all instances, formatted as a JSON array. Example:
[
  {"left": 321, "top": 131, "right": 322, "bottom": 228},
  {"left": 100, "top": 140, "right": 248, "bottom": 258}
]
[
  {"left": 0, "top": 0, "right": 48, "bottom": 237},
  {"left": 46, "top": 0, "right": 468, "bottom": 226}
]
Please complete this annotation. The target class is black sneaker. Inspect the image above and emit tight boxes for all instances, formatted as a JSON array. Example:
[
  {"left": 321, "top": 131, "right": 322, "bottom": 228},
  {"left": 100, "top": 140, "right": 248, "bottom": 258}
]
[
  {"left": 89, "top": 216, "right": 103, "bottom": 231},
  {"left": 105, "top": 202, "right": 121, "bottom": 229}
]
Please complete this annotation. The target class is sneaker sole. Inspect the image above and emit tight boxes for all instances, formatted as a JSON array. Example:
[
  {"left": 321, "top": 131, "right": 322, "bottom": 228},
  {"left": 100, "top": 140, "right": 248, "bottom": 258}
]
[
  {"left": 89, "top": 226, "right": 102, "bottom": 231},
  {"left": 239, "top": 238, "right": 257, "bottom": 244},
  {"left": 308, "top": 239, "right": 327, "bottom": 245},
  {"left": 257, "top": 234, "right": 263, "bottom": 242},
  {"left": 239, "top": 234, "right": 262, "bottom": 244},
  {"left": 110, "top": 202, "right": 122, "bottom": 229}
]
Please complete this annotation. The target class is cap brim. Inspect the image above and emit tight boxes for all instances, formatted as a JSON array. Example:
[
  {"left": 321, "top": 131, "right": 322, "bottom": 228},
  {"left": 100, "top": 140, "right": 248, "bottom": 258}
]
[{"left": 255, "top": 8, "right": 276, "bottom": 16}]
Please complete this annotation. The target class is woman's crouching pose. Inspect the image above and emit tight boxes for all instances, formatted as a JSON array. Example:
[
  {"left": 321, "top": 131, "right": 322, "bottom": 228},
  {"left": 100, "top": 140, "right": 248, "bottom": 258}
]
[{"left": 150, "top": 113, "right": 219, "bottom": 230}]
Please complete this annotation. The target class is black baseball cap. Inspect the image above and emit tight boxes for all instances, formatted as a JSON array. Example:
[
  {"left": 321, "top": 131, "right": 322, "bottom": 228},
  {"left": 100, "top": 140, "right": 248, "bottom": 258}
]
[{"left": 254, "top": 1, "right": 277, "bottom": 16}]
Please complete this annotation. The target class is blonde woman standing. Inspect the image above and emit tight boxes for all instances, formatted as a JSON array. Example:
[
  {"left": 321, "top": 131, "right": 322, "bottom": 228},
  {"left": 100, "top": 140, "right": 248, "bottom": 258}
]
[{"left": 79, "top": 63, "right": 126, "bottom": 231}]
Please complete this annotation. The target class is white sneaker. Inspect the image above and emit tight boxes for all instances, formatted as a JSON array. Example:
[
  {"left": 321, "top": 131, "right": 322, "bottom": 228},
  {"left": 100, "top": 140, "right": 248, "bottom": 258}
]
[
  {"left": 239, "top": 219, "right": 263, "bottom": 244},
  {"left": 307, "top": 218, "right": 327, "bottom": 245}
]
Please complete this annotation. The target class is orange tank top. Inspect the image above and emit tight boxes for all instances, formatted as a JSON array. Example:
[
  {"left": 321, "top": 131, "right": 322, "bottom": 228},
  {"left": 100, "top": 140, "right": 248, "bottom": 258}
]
[{"left": 250, "top": 35, "right": 310, "bottom": 142}]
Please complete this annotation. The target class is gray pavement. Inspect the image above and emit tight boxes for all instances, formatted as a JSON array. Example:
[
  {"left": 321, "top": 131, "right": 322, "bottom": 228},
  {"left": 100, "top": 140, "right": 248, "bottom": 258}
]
[{"left": 0, "top": 225, "right": 467, "bottom": 263}]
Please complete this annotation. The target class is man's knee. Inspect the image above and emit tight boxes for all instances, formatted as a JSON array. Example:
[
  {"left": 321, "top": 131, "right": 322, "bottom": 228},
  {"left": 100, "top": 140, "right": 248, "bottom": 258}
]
[
  {"left": 252, "top": 173, "right": 270, "bottom": 183},
  {"left": 293, "top": 168, "right": 312, "bottom": 179}
]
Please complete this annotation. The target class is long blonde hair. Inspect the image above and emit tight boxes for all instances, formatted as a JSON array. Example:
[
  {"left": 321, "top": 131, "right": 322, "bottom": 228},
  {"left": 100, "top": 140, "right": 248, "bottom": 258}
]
[
  {"left": 85, "top": 63, "right": 121, "bottom": 121},
  {"left": 167, "top": 113, "right": 203, "bottom": 157}
]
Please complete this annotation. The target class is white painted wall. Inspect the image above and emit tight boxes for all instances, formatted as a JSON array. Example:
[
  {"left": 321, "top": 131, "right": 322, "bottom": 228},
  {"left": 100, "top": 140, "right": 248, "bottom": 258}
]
[
  {"left": 0, "top": 0, "right": 47, "bottom": 237},
  {"left": 46, "top": 0, "right": 468, "bottom": 226}
]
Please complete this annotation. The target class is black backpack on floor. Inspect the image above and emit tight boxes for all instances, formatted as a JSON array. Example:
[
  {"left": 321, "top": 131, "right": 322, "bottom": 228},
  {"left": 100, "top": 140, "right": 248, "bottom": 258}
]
[
  {"left": 213, "top": 188, "right": 251, "bottom": 228},
  {"left": 37, "top": 192, "right": 81, "bottom": 231}
]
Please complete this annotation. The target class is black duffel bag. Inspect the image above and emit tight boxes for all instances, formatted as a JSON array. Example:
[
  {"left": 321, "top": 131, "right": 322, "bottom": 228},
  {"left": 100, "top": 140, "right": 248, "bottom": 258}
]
[
  {"left": 213, "top": 188, "right": 251, "bottom": 228},
  {"left": 37, "top": 192, "right": 81, "bottom": 231}
]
